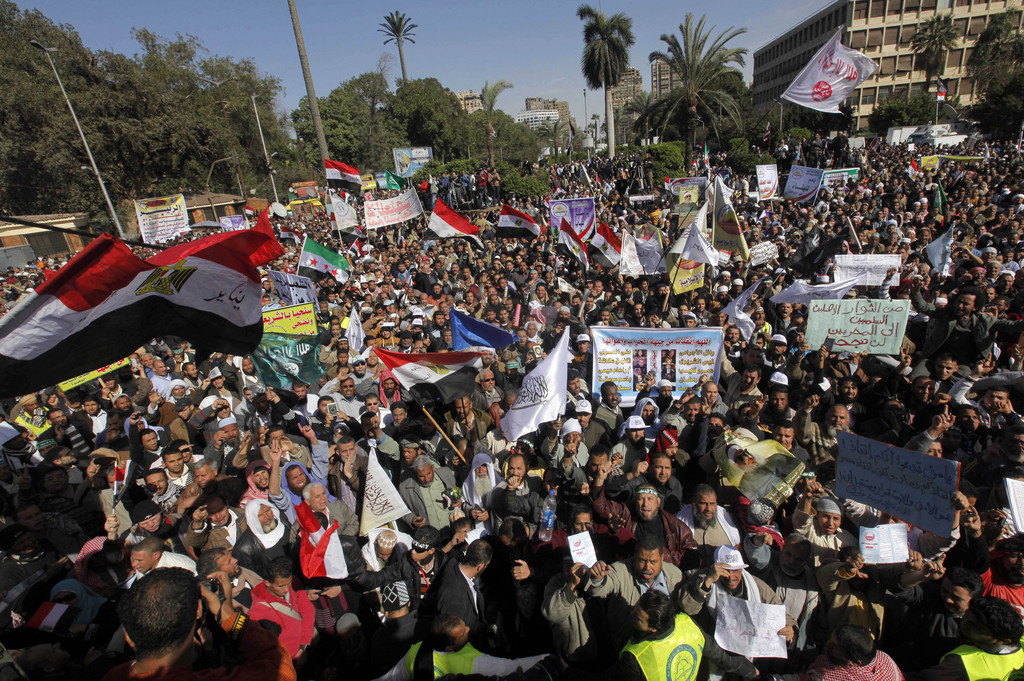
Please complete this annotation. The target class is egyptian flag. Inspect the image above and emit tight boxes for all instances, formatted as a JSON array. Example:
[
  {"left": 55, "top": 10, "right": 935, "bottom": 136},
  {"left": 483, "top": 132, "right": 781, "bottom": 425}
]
[
  {"left": 591, "top": 221, "right": 622, "bottom": 266},
  {"left": 908, "top": 158, "right": 921, "bottom": 178},
  {"left": 557, "top": 218, "right": 589, "bottom": 271},
  {"left": 427, "top": 199, "right": 482, "bottom": 248},
  {"left": 295, "top": 501, "right": 349, "bottom": 579},
  {"left": 375, "top": 347, "right": 483, "bottom": 404},
  {"left": 27, "top": 603, "right": 76, "bottom": 633},
  {"left": 325, "top": 159, "right": 361, "bottom": 193},
  {"left": 0, "top": 211, "right": 283, "bottom": 398},
  {"left": 936, "top": 78, "right": 948, "bottom": 101},
  {"left": 497, "top": 204, "right": 540, "bottom": 237}
]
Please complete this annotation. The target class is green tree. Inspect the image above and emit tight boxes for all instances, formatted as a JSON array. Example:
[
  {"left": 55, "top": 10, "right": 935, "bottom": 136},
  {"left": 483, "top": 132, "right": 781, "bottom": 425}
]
[
  {"left": 537, "top": 119, "right": 568, "bottom": 154},
  {"left": 648, "top": 14, "right": 747, "bottom": 166},
  {"left": 378, "top": 11, "right": 417, "bottom": 84},
  {"left": 391, "top": 78, "right": 468, "bottom": 162},
  {"left": 576, "top": 4, "right": 635, "bottom": 160},
  {"left": 912, "top": 13, "right": 960, "bottom": 89},
  {"left": 970, "top": 69, "right": 1024, "bottom": 137},
  {"left": 867, "top": 93, "right": 936, "bottom": 134},
  {"left": 480, "top": 80, "right": 513, "bottom": 166},
  {"left": 967, "top": 10, "right": 1024, "bottom": 93},
  {"left": 624, "top": 91, "right": 661, "bottom": 144}
]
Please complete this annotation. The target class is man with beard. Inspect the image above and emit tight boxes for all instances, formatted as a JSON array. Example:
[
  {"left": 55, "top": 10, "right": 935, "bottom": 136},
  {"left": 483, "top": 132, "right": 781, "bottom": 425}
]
[
  {"left": 679, "top": 545, "right": 796, "bottom": 647},
  {"left": 980, "top": 534, "right": 1024, "bottom": 616},
  {"left": 592, "top": 472, "right": 699, "bottom": 569},
  {"left": 571, "top": 589, "right": 756, "bottom": 681},
  {"left": 184, "top": 494, "right": 248, "bottom": 553},
  {"left": 594, "top": 381, "right": 624, "bottom": 437},
  {"left": 795, "top": 397, "right": 850, "bottom": 466},
  {"left": 884, "top": 567, "right": 984, "bottom": 672},
  {"left": 399, "top": 455, "right": 458, "bottom": 532},
  {"left": 234, "top": 500, "right": 291, "bottom": 579},
  {"left": 354, "top": 526, "right": 451, "bottom": 616},
  {"left": 793, "top": 481, "right": 858, "bottom": 567},
  {"left": 586, "top": 535, "right": 684, "bottom": 652},
  {"left": 675, "top": 485, "right": 742, "bottom": 563}
]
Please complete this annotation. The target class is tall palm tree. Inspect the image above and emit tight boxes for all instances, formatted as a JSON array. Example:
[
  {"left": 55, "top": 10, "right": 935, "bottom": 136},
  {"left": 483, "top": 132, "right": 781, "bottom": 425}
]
[
  {"left": 577, "top": 5, "right": 635, "bottom": 160},
  {"left": 624, "top": 91, "right": 661, "bottom": 144},
  {"left": 480, "top": 80, "right": 513, "bottom": 165},
  {"left": 537, "top": 119, "right": 569, "bottom": 154},
  {"left": 648, "top": 14, "right": 747, "bottom": 166},
  {"left": 378, "top": 11, "right": 417, "bottom": 83},
  {"left": 967, "top": 10, "right": 1024, "bottom": 92},
  {"left": 911, "top": 13, "right": 959, "bottom": 90}
]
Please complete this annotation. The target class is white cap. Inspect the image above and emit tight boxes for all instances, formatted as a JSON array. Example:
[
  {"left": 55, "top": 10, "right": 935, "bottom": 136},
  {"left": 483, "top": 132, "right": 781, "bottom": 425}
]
[
  {"left": 770, "top": 371, "right": 789, "bottom": 386},
  {"left": 713, "top": 545, "right": 748, "bottom": 570},
  {"left": 657, "top": 379, "right": 673, "bottom": 389},
  {"left": 559, "top": 419, "right": 582, "bottom": 438},
  {"left": 935, "top": 296, "right": 948, "bottom": 304},
  {"left": 576, "top": 334, "right": 591, "bottom": 343},
  {"left": 575, "top": 400, "right": 592, "bottom": 414},
  {"left": 770, "top": 334, "right": 788, "bottom": 345},
  {"left": 626, "top": 415, "right": 646, "bottom": 431},
  {"left": 716, "top": 285, "right": 728, "bottom": 294},
  {"left": 217, "top": 417, "right": 237, "bottom": 429},
  {"left": 412, "top": 318, "right": 423, "bottom": 326},
  {"left": 732, "top": 278, "right": 744, "bottom": 286}
]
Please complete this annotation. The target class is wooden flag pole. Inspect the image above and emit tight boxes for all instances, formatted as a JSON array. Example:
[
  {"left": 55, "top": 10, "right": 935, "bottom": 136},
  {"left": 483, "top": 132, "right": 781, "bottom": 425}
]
[{"left": 420, "top": 406, "right": 468, "bottom": 466}]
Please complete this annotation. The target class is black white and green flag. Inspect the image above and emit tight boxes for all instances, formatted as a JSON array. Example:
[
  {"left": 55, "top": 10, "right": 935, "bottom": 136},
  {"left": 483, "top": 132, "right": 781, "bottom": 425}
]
[{"left": 251, "top": 333, "right": 323, "bottom": 389}]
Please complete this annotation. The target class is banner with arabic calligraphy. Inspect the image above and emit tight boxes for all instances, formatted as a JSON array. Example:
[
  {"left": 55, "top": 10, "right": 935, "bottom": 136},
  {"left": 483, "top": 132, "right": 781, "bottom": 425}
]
[
  {"left": 806, "top": 299, "right": 909, "bottom": 354},
  {"left": 590, "top": 327, "right": 724, "bottom": 407},
  {"left": 262, "top": 303, "right": 318, "bottom": 336},
  {"left": 58, "top": 357, "right": 132, "bottom": 391},
  {"left": 134, "top": 194, "right": 192, "bottom": 244},
  {"left": 251, "top": 333, "right": 323, "bottom": 389}
]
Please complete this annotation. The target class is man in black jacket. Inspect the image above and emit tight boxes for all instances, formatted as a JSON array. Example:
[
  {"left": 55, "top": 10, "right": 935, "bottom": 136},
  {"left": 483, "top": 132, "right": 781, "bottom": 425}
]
[
  {"left": 416, "top": 538, "right": 495, "bottom": 651},
  {"left": 353, "top": 526, "right": 449, "bottom": 615}
]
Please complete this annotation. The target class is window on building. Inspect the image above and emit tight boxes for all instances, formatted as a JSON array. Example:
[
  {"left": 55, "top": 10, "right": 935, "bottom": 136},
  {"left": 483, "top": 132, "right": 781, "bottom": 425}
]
[
  {"left": 901, "top": 24, "right": 917, "bottom": 43},
  {"left": 894, "top": 84, "right": 908, "bottom": 98},
  {"left": 954, "top": 18, "right": 968, "bottom": 38},
  {"left": 861, "top": 87, "right": 877, "bottom": 105},
  {"left": 889, "top": 0, "right": 903, "bottom": 13},
  {"left": 851, "top": 30, "right": 867, "bottom": 48},
  {"left": 871, "top": 0, "right": 886, "bottom": 18},
  {"left": 969, "top": 16, "right": 986, "bottom": 35},
  {"left": 868, "top": 28, "right": 884, "bottom": 48},
  {"left": 947, "top": 48, "right": 963, "bottom": 69},
  {"left": 884, "top": 26, "right": 899, "bottom": 45},
  {"left": 897, "top": 54, "right": 914, "bottom": 71},
  {"left": 24, "top": 231, "right": 73, "bottom": 258},
  {"left": 878, "top": 85, "right": 894, "bottom": 100},
  {"left": 904, "top": 0, "right": 920, "bottom": 10},
  {"left": 854, "top": 0, "right": 869, "bottom": 19},
  {"left": 910, "top": 81, "right": 925, "bottom": 95},
  {"left": 956, "top": 0, "right": 971, "bottom": 6},
  {"left": 960, "top": 78, "right": 973, "bottom": 97},
  {"left": 921, "top": 0, "right": 937, "bottom": 9},
  {"left": 880, "top": 56, "right": 897, "bottom": 75}
]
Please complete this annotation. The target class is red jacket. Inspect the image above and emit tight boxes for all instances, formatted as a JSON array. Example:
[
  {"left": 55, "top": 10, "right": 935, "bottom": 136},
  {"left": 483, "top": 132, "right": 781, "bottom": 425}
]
[{"left": 248, "top": 581, "right": 315, "bottom": 658}]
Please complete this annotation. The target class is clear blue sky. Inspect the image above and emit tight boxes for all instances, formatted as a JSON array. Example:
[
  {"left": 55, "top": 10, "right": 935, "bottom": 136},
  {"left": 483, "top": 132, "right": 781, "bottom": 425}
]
[{"left": 23, "top": 0, "right": 824, "bottom": 123}]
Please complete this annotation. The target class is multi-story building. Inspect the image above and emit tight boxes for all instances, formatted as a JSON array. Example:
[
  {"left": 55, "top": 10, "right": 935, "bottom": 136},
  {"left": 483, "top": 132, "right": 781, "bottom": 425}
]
[
  {"left": 752, "top": 0, "right": 1022, "bottom": 132},
  {"left": 610, "top": 68, "right": 643, "bottom": 110},
  {"left": 514, "top": 109, "right": 561, "bottom": 130},
  {"left": 526, "top": 97, "right": 572, "bottom": 123},
  {"left": 456, "top": 90, "right": 482, "bottom": 113},
  {"left": 651, "top": 57, "right": 682, "bottom": 99}
]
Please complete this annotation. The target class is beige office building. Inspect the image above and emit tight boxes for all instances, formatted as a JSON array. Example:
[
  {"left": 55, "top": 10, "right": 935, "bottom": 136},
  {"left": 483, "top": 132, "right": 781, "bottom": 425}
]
[
  {"left": 610, "top": 68, "right": 643, "bottom": 110},
  {"left": 525, "top": 97, "right": 572, "bottom": 123},
  {"left": 457, "top": 90, "right": 483, "bottom": 113},
  {"left": 751, "top": 0, "right": 1022, "bottom": 132},
  {"left": 651, "top": 57, "right": 682, "bottom": 99}
]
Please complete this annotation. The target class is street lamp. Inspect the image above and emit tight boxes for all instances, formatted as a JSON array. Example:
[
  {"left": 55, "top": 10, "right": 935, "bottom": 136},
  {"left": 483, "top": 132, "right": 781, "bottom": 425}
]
[
  {"left": 30, "top": 39, "right": 126, "bottom": 239},
  {"left": 202, "top": 77, "right": 247, "bottom": 198},
  {"left": 251, "top": 94, "right": 280, "bottom": 204},
  {"left": 773, "top": 98, "right": 784, "bottom": 134}
]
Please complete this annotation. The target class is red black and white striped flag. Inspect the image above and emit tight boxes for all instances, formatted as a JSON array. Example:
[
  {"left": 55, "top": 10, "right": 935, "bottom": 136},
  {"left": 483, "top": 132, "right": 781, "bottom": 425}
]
[
  {"left": 325, "top": 159, "right": 362, "bottom": 193},
  {"left": 375, "top": 347, "right": 483, "bottom": 404},
  {"left": 0, "top": 211, "right": 283, "bottom": 397},
  {"left": 427, "top": 199, "right": 482, "bottom": 248}
]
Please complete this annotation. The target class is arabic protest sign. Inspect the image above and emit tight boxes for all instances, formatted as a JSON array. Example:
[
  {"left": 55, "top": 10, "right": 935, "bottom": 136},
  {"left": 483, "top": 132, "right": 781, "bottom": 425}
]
[
  {"left": 58, "top": 357, "right": 132, "bottom": 391},
  {"left": 392, "top": 147, "right": 433, "bottom": 178},
  {"left": 363, "top": 188, "right": 424, "bottom": 229},
  {"left": 782, "top": 165, "right": 825, "bottom": 204},
  {"left": 805, "top": 299, "right": 910, "bottom": 354},
  {"left": 748, "top": 241, "right": 779, "bottom": 267},
  {"left": 262, "top": 303, "right": 317, "bottom": 336},
  {"left": 590, "top": 328, "right": 723, "bottom": 407},
  {"left": 219, "top": 215, "right": 247, "bottom": 231},
  {"left": 821, "top": 167, "right": 860, "bottom": 189},
  {"left": 1006, "top": 478, "right": 1024, "bottom": 534},
  {"left": 834, "top": 254, "right": 901, "bottom": 286},
  {"left": 250, "top": 333, "right": 323, "bottom": 390},
  {"left": 859, "top": 524, "right": 909, "bottom": 564},
  {"left": 714, "top": 594, "right": 788, "bottom": 659},
  {"left": 134, "top": 194, "right": 192, "bottom": 244},
  {"left": 568, "top": 532, "right": 598, "bottom": 567},
  {"left": 267, "top": 270, "right": 316, "bottom": 307},
  {"left": 755, "top": 164, "right": 779, "bottom": 200},
  {"left": 836, "top": 431, "right": 960, "bottom": 537},
  {"left": 548, "top": 197, "right": 596, "bottom": 239}
]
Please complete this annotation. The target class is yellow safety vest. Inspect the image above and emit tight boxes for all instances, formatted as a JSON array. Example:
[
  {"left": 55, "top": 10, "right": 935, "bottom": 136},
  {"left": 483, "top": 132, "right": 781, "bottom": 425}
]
[
  {"left": 403, "top": 641, "right": 483, "bottom": 679},
  {"left": 942, "top": 644, "right": 1024, "bottom": 681},
  {"left": 621, "top": 613, "right": 706, "bottom": 681}
]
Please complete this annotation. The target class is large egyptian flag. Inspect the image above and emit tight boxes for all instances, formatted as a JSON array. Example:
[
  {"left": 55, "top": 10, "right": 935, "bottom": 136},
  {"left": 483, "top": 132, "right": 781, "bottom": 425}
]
[
  {"left": 375, "top": 347, "right": 483, "bottom": 404},
  {"left": 497, "top": 203, "right": 540, "bottom": 237},
  {"left": 0, "top": 211, "right": 283, "bottom": 397},
  {"left": 427, "top": 199, "right": 482, "bottom": 248},
  {"left": 591, "top": 221, "right": 622, "bottom": 266},
  {"left": 325, "top": 159, "right": 362, "bottom": 193}
]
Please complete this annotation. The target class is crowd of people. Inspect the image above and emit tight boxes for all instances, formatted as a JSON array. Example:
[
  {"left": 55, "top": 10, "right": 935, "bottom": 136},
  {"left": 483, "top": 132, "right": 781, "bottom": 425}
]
[{"left": 2, "top": 135, "right": 1024, "bottom": 681}]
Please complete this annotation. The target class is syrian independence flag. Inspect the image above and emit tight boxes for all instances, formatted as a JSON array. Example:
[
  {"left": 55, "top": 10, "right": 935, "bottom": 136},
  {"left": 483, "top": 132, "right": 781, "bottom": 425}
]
[
  {"left": 428, "top": 199, "right": 482, "bottom": 248},
  {"left": 325, "top": 159, "right": 362, "bottom": 193},
  {"left": 557, "top": 218, "right": 589, "bottom": 271},
  {"left": 375, "top": 347, "right": 483, "bottom": 404},
  {"left": 0, "top": 211, "right": 283, "bottom": 397},
  {"left": 591, "top": 221, "right": 622, "bottom": 266},
  {"left": 497, "top": 204, "right": 540, "bottom": 236},
  {"left": 299, "top": 237, "right": 350, "bottom": 282},
  {"left": 296, "top": 501, "right": 349, "bottom": 579}
]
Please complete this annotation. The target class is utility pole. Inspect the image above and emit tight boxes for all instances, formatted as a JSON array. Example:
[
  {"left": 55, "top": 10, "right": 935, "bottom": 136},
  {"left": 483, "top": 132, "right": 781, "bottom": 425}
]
[
  {"left": 251, "top": 94, "right": 280, "bottom": 204},
  {"left": 287, "top": 0, "right": 329, "bottom": 175}
]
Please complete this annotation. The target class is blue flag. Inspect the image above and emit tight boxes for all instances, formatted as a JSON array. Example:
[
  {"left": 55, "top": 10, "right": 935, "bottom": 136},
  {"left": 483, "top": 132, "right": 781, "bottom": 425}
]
[{"left": 450, "top": 309, "right": 516, "bottom": 351}]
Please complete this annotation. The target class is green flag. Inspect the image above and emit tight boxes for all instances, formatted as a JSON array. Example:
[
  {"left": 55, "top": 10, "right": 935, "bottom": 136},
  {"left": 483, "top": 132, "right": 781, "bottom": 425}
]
[
  {"left": 384, "top": 169, "right": 407, "bottom": 190},
  {"left": 251, "top": 333, "right": 324, "bottom": 389},
  {"left": 934, "top": 182, "right": 948, "bottom": 216}
]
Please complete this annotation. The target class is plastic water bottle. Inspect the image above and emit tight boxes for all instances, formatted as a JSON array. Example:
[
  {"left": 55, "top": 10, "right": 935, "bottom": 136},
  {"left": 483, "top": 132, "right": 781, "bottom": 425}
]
[{"left": 538, "top": 490, "right": 558, "bottom": 542}]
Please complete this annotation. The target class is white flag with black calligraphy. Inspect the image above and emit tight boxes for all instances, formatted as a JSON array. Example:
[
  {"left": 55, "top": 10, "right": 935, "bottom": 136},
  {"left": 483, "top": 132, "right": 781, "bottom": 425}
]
[
  {"left": 359, "top": 452, "right": 411, "bottom": 535},
  {"left": 500, "top": 330, "right": 569, "bottom": 442}
]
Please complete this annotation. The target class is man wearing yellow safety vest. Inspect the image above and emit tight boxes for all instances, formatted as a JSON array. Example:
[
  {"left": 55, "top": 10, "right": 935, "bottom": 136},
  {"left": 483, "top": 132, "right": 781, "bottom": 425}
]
[
  {"left": 373, "top": 614, "right": 556, "bottom": 681},
  {"left": 568, "top": 589, "right": 757, "bottom": 681},
  {"left": 911, "top": 596, "right": 1024, "bottom": 681}
]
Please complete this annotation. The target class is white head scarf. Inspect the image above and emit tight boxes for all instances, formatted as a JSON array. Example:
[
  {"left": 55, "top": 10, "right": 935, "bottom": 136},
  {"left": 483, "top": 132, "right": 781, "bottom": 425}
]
[
  {"left": 462, "top": 452, "right": 504, "bottom": 510},
  {"left": 244, "top": 499, "right": 286, "bottom": 549}
]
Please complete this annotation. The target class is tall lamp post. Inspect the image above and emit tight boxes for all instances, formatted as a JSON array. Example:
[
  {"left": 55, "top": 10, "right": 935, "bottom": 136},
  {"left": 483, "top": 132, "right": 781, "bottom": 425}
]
[
  {"left": 30, "top": 39, "right": 125, "bottom": 239},
  {"left": 251, "top": 94, "right": 280, "bottom": 204}
]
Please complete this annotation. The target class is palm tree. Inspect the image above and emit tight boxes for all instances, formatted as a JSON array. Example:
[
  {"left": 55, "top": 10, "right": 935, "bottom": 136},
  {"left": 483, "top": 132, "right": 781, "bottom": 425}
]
[
  {"left": 577, "top": 5, "right": 635, "bottom": 160},
  {"left": 378, "top": 11, "right": 417, "bottom": 83},
  {"left": 538, "top": 119, "right": 569, "bottom": 154},
  {"left": 911, "top": 13, "right": 960, "bottom": 90},
  {"left": 624, "top": 91, "right": 661, "bottom": 144},
  {"left": 967, "top": 10, "right": 1024, "bottom": 92},
  {"left": 648, "top": 14, "right": 747, "bottom": 167},
  {"left": 480, "top": 80, "right": 513, "bottom": 165}
]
